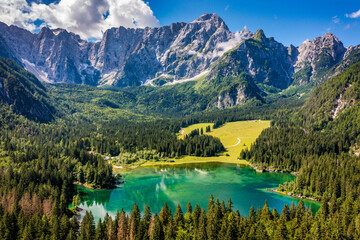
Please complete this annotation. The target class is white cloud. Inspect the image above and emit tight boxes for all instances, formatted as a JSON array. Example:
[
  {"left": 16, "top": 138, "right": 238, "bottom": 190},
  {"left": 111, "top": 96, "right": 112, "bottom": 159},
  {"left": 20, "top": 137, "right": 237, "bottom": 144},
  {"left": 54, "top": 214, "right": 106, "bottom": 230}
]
[
  {"left": 206, "top": 26, "right": 252, "bottom": 59},
  {"left": 332, "top": 16, "right": 339, "bottom": 24},
  {"left": 345, "top": 9, "right": 360, "bottom": 18},
  {"left": 0, "top": 0, "right": 160, "bottom": 39},
  {"left": 225, "top": 5, "right": 229, "bottom": 11},
  {"left": 344, "top": 24, "right": 351, "bottom": 30}
]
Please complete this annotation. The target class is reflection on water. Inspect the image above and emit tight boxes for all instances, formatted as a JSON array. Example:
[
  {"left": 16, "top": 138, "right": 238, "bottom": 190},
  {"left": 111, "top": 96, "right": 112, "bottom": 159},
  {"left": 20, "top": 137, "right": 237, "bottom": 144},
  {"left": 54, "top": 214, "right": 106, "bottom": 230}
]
[
  {"left": 77, "top": 187, "right": 113, "bottom": 207},
  {"left": 76, "top": 163, "right": 320, "bottom": 222}
]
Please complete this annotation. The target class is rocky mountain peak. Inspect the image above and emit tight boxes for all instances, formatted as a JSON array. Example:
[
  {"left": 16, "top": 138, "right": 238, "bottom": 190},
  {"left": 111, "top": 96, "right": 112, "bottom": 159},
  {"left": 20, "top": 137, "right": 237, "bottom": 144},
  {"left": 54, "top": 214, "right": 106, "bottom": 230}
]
[
  {"left": 192, "top": 13, "right": 229, "bottom": 31},
  {"left": 240, "top": 26, "right": 252, "bottom": 37},
  {"left": 293, "top": 32, "right": 346, "bottom": 84},
  {"left": 38, "top": 27, "right": 55, "bottom": 38},
  {"left": 314, "top": 32, "right": 344, "bottom": 50},
  {"left": 194, "top": 13, "right": 223, "bottom": 23},
  {"left": 253, "top": 29, "right": 266, "bottom": 42},
  {"left": 323, "top": 32, "right": 338, "bottom": 40},
  {"left": 0, "top": 16, "right": 353, "bottom": 90}
]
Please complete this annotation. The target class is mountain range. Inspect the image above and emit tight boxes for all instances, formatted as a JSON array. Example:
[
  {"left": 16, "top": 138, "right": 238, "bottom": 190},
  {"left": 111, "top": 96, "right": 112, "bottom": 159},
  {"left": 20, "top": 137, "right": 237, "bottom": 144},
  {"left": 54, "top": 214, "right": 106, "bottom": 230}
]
[{"left": 0, "top": 13, "right": 360, "bottom": 112}]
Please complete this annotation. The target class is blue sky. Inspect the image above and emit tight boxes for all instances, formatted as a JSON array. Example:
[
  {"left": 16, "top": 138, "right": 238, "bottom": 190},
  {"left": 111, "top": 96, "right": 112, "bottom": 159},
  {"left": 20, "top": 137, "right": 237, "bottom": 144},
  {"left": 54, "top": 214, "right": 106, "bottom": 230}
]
[
  {"left": 147, "top": 0, "right": 360, "bottom": 47},
  {"left": 2, "top": 0, "right": 360, "bottom": 47}
]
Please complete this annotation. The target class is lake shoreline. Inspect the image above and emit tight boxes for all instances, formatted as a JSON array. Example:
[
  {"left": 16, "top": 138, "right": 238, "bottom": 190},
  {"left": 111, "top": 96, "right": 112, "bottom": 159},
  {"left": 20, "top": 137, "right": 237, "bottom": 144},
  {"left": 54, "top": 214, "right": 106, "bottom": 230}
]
[
  {"left": 248, "top": 164, "right": 320, "bottom": 203},
  {"left": 112, "top": 158, "right": 249, "bottom": 171},
  {"left": 141, "top": 158, "right": 249, "bottom": 167},
  {"left": 267, "top": 188, "right": 320, "bottom": 202},
  {"left": 74, "top": 181, "right": 116, "bottom": 190},
  {"left": 249, "top": 163, "right": 298, "bottom": 176}
]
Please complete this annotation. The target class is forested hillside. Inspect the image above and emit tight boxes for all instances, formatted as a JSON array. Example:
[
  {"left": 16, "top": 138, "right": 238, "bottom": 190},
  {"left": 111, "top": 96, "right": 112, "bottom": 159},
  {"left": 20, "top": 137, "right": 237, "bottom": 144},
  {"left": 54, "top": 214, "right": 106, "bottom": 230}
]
[
  {"left": 0, "top": 57, "right": 54, "bottom": 122},
  {"left": 240, "top": 62, "right": 360, "bottom": 239}
]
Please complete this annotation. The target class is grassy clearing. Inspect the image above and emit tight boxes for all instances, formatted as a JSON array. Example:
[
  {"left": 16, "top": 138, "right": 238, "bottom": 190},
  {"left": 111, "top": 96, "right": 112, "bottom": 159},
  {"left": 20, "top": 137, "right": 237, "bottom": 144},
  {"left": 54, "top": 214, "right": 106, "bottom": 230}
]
[{"left": 143, "top": 120, "right": 270, "bottom": 166}]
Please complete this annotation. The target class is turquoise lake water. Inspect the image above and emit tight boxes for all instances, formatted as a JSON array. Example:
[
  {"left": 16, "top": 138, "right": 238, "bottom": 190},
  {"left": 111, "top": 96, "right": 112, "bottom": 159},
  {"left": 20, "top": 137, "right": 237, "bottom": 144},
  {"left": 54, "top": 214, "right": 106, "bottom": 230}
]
[{"left": 77, "top": 163, "right": 320, "bottom": 222}]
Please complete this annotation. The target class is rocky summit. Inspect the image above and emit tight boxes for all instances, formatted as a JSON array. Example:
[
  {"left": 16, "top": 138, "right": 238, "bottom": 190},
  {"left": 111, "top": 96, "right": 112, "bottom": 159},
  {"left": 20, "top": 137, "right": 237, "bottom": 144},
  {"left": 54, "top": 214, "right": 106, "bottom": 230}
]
[
  {"left": 0, "top": 14, "right": 252, "bottom": 87},
  {"left": 0, "top": 13, "right": 358, "bottom": 110},
  {"left": 0, "top": 13, "right": 350, "bottom": 89}
]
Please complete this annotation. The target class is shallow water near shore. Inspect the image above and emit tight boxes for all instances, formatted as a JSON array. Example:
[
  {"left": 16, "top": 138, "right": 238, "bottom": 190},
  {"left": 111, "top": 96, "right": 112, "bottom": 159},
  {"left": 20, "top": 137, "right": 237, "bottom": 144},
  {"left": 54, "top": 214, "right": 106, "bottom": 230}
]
[{"left": 76, "top": 162, "right": 320, "bottom": 222}]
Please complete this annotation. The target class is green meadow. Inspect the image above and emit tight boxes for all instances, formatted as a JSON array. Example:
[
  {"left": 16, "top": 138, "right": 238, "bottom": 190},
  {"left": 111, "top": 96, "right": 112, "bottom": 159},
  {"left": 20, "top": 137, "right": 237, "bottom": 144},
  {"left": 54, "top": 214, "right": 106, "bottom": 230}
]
[{"left": 143, "top": 120, "right": 270, "bottom": 166}]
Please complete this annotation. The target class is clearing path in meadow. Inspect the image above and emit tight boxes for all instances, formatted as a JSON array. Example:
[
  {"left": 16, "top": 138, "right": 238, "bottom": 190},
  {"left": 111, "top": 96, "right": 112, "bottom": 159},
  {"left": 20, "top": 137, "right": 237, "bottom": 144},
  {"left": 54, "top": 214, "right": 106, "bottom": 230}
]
[
  {"left": 225, "top": 137, "right": 257, "bottom": 148},
  {"left": 226, "top": 138, "right": 241, "bottom": 148}
]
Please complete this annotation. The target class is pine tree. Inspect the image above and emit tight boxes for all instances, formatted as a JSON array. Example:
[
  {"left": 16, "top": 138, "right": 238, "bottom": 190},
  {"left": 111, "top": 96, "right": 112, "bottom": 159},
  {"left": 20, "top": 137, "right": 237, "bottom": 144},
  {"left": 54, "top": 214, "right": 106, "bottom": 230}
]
[
  {"left": 60, "top": 214, "right": 70, "bottom": 240},
  {"left": 197, "top": 209, "right": 207, "bottom": 240},
  {"left": 255, "top": 223, "right": 269, "bottom": 240},
  {"left": 272, "top": 208, "right": 280, "bottom": 219},
  {"left": 66, "top": 228, "right": 77, "bottom": 240},
  {"left": 226, "top": 198, "right": 233, "bottom": 212},
  {"left": 220, "top": 201, "right": 226, "bottom": 217},
  {"left": 192, "top": 204, "right": 201, "bottom": 229},
  {"left": 117, "top": 209, "right": 128, "bottom": 240},
  {"left": 261, "top": 200, "right": 272, "bottom": 222},
  {"left": 273, "top": 219, "right": 287, "bottom": 240},
  {"left": 106, "top": 217, "right": 116, "bottom": 240},
  {"left": 95, "top": 218, "right": 105, "bottom": 240},
  {"left": 69, "top": 216, "right": 79, "bottom": 236},
  {"left": 206, "top": 205, "right": 220, "bottom": 240},
  {"left": 159, "top": 202, "right": 171, "bottom": 228},
  {"left": 186, "top": 202, "right": 192, "bottom": 213},
  {"left": 205, "top": 126, "right": 211, "bottom": 132},
  {"left": 248, "top": 206, "right": 256, "bottom": 224},
  {"left": 289, "top": 202, "right": 296, "bottom": 219},
  {"left": 72, "top": 194, "right": 81, "bottom": 208},
  {"left": 149, "top": 214, "right": 163, "bottom": 240},
  {"left": 173, "top": 204, "right": 184, "bottom": 229},
  {"left": 50, "top": 215, "right": 60, "bottom": 240},
  {"left": 129, "top": 203, "right": 141, "bottom": 240},
  {"left": 2, "top": 211, "right": 18, "bottom": 240},
  {"left": 79, "top": 211, "right": 95, "bottom": 240},
  {"left": 144, "top": 204, "right": 151, "bottom": 223},
  {"left": 225, "top": 212, "right": 238, "bottom": 240},
  {"left": 164, "top": 220, "right": 175, "bottom": 240},
  {"left": 280, "top": 204, "right": 290, "bottom": 221},
  {"left": 208, "top": 195, "right": 215, "bottom": 211},
  {"left": 138, "top": 204, "right": 151, "bottom": 240}
]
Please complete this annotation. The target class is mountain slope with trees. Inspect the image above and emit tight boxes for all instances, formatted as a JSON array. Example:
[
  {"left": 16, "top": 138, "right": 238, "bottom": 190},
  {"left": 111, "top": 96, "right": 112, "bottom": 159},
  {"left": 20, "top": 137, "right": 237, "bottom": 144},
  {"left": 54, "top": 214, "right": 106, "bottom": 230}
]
[{"left": 0, "top": 57, "right": 55, "bottom": 122}]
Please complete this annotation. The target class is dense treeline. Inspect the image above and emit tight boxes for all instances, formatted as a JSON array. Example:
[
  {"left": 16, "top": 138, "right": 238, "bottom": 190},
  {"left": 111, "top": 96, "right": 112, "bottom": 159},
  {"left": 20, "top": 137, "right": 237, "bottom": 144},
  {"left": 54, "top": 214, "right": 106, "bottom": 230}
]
[
  {"left": 240, "top": 126, "right": 350, "bottom": 172},
  {"left": 183, "top": 129, "right": 224, "bottom": 157},
  {"left": 79, "top": 120, "right": 224, "bottom": 159},
  {"left": 1, "top": 123, "right": 115, "bottom": 189},
  {"left": 3, "top": 195, "right": 360, "bottom": 240}
]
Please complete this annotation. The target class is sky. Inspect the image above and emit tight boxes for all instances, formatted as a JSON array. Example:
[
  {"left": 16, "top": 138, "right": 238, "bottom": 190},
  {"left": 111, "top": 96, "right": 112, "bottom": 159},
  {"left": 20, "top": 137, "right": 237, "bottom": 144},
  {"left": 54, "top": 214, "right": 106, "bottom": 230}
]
[{"left": 0, "top": 0, "right": 359, "bottom": 47}]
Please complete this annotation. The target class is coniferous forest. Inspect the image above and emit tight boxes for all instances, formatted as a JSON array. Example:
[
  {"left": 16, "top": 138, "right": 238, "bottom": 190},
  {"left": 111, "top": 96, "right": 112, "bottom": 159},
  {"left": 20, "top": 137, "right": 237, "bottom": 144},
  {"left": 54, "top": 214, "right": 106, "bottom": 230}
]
[{"left": 0, "top": 13, "right": 360, "bottom": 239}]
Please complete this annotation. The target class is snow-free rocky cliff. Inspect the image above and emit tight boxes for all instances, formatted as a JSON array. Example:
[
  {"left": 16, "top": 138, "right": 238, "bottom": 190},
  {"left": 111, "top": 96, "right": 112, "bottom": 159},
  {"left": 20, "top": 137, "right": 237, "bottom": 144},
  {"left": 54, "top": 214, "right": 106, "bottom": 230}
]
[
  {"left": 0, "top": 14, "right": 252, "bottom": 86},
  {"left": 0, "top": 13, "right": 353, "bottom": 91}
]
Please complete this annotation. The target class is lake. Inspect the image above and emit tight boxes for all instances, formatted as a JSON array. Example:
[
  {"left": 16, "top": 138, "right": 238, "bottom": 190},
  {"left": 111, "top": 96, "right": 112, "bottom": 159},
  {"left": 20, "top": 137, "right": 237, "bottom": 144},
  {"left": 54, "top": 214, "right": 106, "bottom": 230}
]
[{"left": 76, "top": 163, "right": 320, "bottom": 222}]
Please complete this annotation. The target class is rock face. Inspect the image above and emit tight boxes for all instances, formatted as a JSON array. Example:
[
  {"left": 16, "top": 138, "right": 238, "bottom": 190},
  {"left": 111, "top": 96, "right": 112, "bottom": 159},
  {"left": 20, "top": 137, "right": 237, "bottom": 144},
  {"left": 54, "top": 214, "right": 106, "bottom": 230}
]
[
  {"left": 0, "top": 13, "right": 356, "bottom": 110},
  {"left": 324, "top": 45, "right": 360, "bottom": 80},
  {"left": 215, "top": 83, "right": 260, "bottom": 109},
  {"left": 0, "top": 14, "right": 252, "bottom": 86},
  {"left": 293, "top": 33, "right": 346, "bottom": 85},
  {"left": 113, "top": 14, "right": 252, "bottom": 87},
  {"left": 207, "top": 29, "right": 293, "bottom": 90}
]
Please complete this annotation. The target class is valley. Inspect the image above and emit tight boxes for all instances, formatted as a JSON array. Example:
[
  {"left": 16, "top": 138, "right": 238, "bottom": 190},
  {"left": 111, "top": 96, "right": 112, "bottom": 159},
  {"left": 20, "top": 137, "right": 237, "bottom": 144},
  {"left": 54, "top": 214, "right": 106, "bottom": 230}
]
[{"left": 0, "top": 6, "right": 360, "bottom": 239}]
